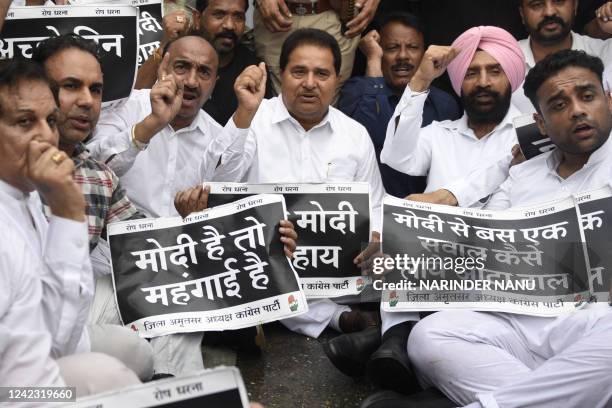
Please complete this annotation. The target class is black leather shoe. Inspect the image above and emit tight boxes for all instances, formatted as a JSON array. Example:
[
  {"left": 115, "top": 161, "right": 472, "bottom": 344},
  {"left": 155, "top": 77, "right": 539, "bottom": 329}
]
[
  {"left": 366, "top": 335, "right": 419, "bottom": 394},
  {"left": 361, "top": 388, "right": 456, "bottom": 408},
  {"left": 322, "top": 326, "right": 381, "bottom": 377}
]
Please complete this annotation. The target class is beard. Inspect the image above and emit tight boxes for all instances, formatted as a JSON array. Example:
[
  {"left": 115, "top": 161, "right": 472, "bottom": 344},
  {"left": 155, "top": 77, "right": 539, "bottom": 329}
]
[
  {"left": 461, "top": 84, "right": 512, "bottom": 126},
  {"left": 529, "top": 15, "right": 573, "bottom": 45},
  {"left": 212, "top": 30, "right": 238, "bottom": 54}
]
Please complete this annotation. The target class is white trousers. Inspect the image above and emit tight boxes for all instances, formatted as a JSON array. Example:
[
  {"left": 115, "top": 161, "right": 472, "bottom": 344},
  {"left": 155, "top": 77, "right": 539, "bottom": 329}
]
[
  {"left": 88, "top": 324, "right": 154, "bottom": 381},
  {"left": 57, "top": 352, "right": 140, "bottom": 397},
  {"left": 281, "top": 299, "right": 350, "bottom": 338},
  {"left": 407, "top": 307, "right": 612, "bottom": 408},
  {"left": 89, "top": 275, "right": 204, "bottom": 376}
]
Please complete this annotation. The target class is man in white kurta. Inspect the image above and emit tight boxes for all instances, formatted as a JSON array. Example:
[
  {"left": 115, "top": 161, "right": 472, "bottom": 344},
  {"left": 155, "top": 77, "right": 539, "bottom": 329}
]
[
  {"left": 88, "top": 35, "right": 267, "bottom": 376},
  {"left": 0, "top": 58, "right": 139, "bottom": 401},
  {"left": 217, "top": 28, "right": 385, "bottom": 339},
  {"left": 406, "top": 50, "right": 612, "bottom": 408},
  {"left": 357, "top": 27, "right": 527, "bottom": 392}
]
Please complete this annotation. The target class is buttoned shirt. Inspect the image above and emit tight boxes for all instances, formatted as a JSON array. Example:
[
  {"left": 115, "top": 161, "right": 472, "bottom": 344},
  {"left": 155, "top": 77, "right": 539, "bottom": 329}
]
[
  {"left": 381, "top": 86, "right": 520, "bottom": 207},
  {"left": 512, "top": 32, "right": 612, "bottom": 114},
  {"left": 87, "top": 89, "right": 248, "bottom": 217},
  {"left": 216, "top": 96, "right": 386, "bottom": 232},
  {"left": 486, "top": 131, "right": 612, "bottom": 210},
  {"left": 339, "top": 76, "right": 461, "bottom": 198},
  {"left": 0, "top": 181, "right": 93, "bottom": 359}
]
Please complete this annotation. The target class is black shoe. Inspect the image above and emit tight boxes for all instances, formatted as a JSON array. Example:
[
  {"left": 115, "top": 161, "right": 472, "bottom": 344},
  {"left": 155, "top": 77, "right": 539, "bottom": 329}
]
[
  {"left": 202, "top": 325, "right": 265, "bottom": 354},
  {"left": 322, "top": 326, "right": 381, "bottom": 377},
  {"left": 361, "top": 388, "right": 455, "bottom": 408},
  {"left": 366, "top": 335, "right": 419, "bottom": 394}
]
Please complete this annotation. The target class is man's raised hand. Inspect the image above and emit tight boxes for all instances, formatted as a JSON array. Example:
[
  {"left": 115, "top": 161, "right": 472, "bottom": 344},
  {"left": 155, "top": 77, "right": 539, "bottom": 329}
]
[
  {"left": 410, "top": 46, "right": 459, "bottom": 92},
  {"left": 135, "top": 53, "right": 185, "bottom": 144},
  {"left": 233, "top": 62, "right": 267, "bottom": 128}
]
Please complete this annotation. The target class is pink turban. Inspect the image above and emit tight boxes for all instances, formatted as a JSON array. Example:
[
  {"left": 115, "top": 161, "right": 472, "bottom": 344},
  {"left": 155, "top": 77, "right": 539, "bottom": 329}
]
[{"left": 447, "top": 26, "right": 525, "bottom": 96}]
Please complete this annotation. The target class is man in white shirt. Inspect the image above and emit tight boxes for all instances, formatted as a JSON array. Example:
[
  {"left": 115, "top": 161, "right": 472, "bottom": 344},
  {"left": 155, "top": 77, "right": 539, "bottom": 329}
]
[
  {"left": 0, "top": 58, "right": 139, "bottom": 400},
  {"left": 365, "top": 49, "right": 612, "bottom": 408},
  {"left": 88, "top": 34, "right": 259, "bottom": 218},
  {"left": 217, "top": 28, "right": 385, "bottom": 339},
  {"left": 32, "top": 33, "right": 156, "bottom": 382},
  {"left": 348, "top": 27, "right": 526, "bottom": 394},
  {"left": 87, "top": 34, "right": 274, "bottom": 377},
  {"left": 512, "top": 0, "right": 612, "bottom": 114}
]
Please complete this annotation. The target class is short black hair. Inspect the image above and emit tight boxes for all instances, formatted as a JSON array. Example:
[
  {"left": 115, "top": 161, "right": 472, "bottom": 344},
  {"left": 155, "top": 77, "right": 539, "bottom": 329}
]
[
  {"left": 379, "top": 11, "right": 424, "bottom": 36},
  {"left": 524, "top": 49, "right": 604, "bottom": 112},
  {"left": 0, "top": 58, "right": 54, "bottom": 117},
  {"left": 195, "top": 0, "right": 248, "bottom": 14},
  {"left": 32, "top": 33, "right": 101, "bottom": 65},
  {"left": 279, "top": 28, "right": 341, "bottom": 75}
]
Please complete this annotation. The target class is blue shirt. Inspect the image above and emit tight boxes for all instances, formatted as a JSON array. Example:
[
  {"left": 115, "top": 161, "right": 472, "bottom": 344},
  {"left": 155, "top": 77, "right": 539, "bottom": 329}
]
[{"left": 339, "top": 76, "right": 462, "bottom": 198}]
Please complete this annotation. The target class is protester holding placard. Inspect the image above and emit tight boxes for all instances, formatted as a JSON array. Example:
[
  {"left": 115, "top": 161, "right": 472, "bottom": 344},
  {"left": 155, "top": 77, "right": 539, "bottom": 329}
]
[
  {"left": 333, "top": 26, "right": 527, "bottom": 397},
  {"left": 87, "top": 34, "right": 299, "bottom": 377},
  {"left": 369, "top": 50, "right": 612, "bottom": 408},
  {"left": 212, "top": 28, "right": 385, "bottom": 339}
]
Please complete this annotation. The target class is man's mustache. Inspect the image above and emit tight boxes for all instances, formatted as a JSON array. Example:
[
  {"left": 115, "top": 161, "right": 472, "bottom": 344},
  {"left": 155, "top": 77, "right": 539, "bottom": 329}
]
[
  {"left": 214, "top": 30, "right": 238, "bottom": 42},
  {"left": 468, "top": 88, "right": 501, "bottom": 100},
  {"left": 391, "top": 62, "right": 415, "bottom": 72},
  {"left": 537, "top": 15, "right": 567, "bottom": 31}
]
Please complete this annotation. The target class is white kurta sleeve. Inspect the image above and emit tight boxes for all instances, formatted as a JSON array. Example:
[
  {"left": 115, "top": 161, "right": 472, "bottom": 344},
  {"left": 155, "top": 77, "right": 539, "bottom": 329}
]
[
  {"left": 211, "top": 120, "right": 258, "bottom": 183},
  {"left": 380, "top": 86, "right": 434, "bottom": 176},
  {"left": 202, "top": 116, "right": 250, "bottom": 182},
  {"left": 443, "top": 152, "right": 514, "bottom": 207},
  {"left": 484, "top": 176, "right": 514, "bottom": 211},
  {"left": 87, "top": 92, "right": 147, "bottom": 177},
  {"left": 42, "top": 215, "right": 94, "bottom": 358}
]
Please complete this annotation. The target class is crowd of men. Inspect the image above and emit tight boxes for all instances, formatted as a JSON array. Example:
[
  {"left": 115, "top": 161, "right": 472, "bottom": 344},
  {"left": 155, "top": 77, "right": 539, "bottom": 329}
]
[{"left": 0, "top": 0, "right": 611, "bottom": 407}]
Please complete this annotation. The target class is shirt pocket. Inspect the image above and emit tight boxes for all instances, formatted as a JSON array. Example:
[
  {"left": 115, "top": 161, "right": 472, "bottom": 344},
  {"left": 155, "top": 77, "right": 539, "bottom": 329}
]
[{"left": 324, "top": 159, "right": 357, "bottom": 182}]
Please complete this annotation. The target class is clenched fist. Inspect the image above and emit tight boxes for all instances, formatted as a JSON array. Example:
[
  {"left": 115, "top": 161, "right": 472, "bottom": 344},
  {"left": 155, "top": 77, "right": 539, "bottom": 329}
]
[
  {"left": 596, "top": 2, "right": 612, "bottom": 34},
  {"left": 410, "top": 45, "right": 459, "bottom": 92},
  {"left": 232, "top": 62, "right": 267, "bottom": 128}
]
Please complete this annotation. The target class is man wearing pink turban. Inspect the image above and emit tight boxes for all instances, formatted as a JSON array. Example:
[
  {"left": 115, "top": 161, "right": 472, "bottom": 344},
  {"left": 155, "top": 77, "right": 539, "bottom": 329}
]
[
  {"left": 380, "top": 26, "right": 526, "bottom": 211},
  {"left": 357, "top": 27, "right": 527, "bottom": 408}
]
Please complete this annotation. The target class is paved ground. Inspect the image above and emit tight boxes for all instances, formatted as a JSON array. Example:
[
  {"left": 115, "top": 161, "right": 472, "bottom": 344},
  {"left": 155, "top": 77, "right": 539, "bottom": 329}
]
[{"left": 235, "top": 323, "right": 377, "bottom": 407}]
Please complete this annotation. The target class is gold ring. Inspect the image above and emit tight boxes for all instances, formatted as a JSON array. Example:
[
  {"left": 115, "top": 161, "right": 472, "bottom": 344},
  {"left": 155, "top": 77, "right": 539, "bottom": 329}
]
[
  {"left": 161, "top": 74, "right": 167, "bottom": 81},
  {"left": 176, "top": 15, "right": 184, "bottom": 23},
  {"left": 51, "top": 152, "right": 64, "bottom": 165}
]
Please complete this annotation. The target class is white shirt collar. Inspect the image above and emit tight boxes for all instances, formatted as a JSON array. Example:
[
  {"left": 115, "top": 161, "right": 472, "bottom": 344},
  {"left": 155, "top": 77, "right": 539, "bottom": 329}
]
[
  {"left": 273, "top": 95, "right": 336, "bottom": 133},
  {"left": 171, "top": 111, "right": 211, "bottom": 135},
  {"left": 439, "top": 104, "right": 520, "bottom": 139},
  {"left": 545, "top": 130, "right": 612, "bottom": 173},
  {"left": 521, "top": 31, "right": 581, "bottom": 69},
  {"left": 0, "top": 179, "right": 27, "bottom": 201}
]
